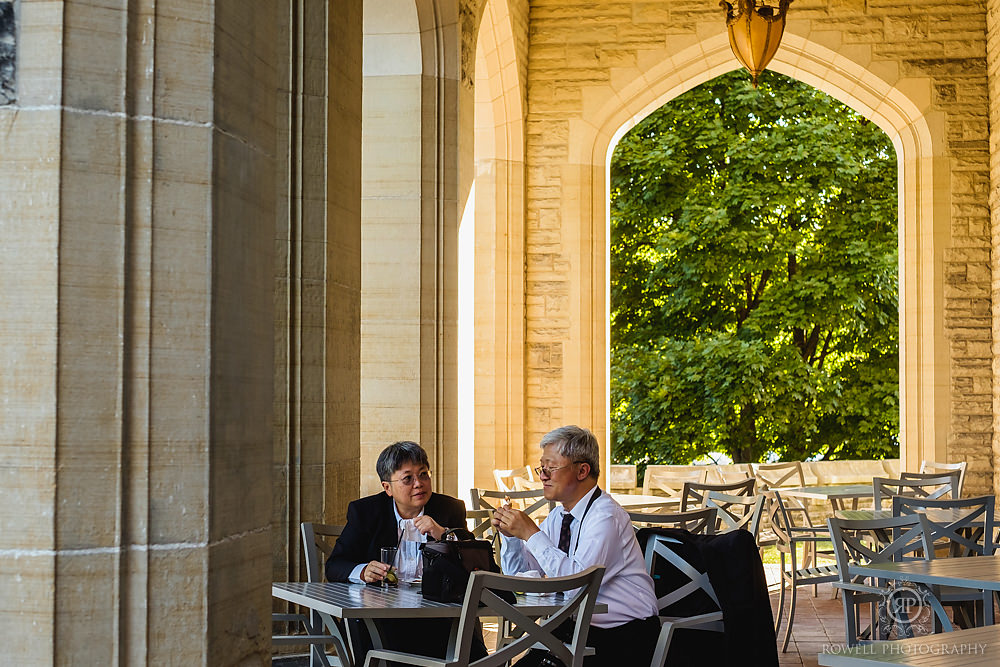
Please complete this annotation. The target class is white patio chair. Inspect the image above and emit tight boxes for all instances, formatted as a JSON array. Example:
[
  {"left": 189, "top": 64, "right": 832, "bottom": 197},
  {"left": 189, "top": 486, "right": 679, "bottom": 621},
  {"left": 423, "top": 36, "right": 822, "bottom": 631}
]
[
  {"left": 363, "top": 566, "right": 605, "bottom": 667},
  {"left": 493, "top": 466, "right": 535, "bottom": 492},
  {"left": 918, "top": 460, "right": 967, "bottom": 497},
  {"left": 470, "top": 488, "right": 555, "bottom": 520},
  {"left": 642, "top": 466, "right": 708, "bottom": 501}
]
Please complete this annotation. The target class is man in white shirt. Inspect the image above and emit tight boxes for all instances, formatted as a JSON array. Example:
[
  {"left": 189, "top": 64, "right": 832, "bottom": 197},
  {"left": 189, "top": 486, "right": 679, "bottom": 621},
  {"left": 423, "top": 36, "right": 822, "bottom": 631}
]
[{"left": 492, "top": 425, "right": 660, "bottom": 667}]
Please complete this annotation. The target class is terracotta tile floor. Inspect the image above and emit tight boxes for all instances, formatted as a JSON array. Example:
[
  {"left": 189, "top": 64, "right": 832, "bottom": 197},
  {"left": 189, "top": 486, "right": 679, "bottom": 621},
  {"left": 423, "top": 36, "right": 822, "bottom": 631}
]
[{"left": 770, "top": 580, "right": 844, "bottom": 667}]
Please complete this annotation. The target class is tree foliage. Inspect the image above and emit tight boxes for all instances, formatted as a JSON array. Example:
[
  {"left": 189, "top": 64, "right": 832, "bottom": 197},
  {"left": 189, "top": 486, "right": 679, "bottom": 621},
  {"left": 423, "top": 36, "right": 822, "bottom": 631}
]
[{"left": 610, "top": 70, "right": 899, "bottom": 466}]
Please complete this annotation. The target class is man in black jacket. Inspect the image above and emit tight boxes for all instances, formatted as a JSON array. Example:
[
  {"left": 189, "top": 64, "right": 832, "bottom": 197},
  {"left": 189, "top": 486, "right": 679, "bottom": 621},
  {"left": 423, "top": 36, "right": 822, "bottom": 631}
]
[{"left": 325, "top": 441, "right": 487, "bottom": 662}]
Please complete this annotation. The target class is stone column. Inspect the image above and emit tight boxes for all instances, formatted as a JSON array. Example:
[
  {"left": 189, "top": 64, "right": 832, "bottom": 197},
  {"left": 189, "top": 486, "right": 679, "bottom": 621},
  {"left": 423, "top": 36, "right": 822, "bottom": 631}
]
[{"left": 0, "top": 1, "right": 279, "bottom": 662}]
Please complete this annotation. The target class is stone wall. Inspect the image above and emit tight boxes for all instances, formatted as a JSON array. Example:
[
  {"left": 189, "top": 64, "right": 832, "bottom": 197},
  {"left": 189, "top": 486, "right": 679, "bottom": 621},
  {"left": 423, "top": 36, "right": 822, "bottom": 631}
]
[
  {"left": 988, "top": 0, "right": 1000, "bottom": 496},
  {"left": 518, "top": 0, "right": 995, "bottom": 494}
]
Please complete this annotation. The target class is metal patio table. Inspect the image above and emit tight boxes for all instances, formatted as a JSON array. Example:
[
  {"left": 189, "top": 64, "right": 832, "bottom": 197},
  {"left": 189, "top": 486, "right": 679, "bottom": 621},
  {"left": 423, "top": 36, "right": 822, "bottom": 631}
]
[
  {"left": 848, "top": 556, "right": 1000, "bottom": 627},
  {"left": 273, "top": 580, "right": 608, "bottom": 667},
  {"left": 781, "top": 484, "right": 875, "bottom": 511}
]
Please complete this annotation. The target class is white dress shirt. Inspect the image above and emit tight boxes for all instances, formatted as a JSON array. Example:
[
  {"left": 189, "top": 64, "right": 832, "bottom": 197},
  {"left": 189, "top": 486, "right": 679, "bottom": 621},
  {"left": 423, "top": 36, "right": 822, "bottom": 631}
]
[
  {"left": 499, "top": 485, "right": 658, "bottom": 628},
  {"left": 348, "top": 503, "right": 427, "bottom": 584}
]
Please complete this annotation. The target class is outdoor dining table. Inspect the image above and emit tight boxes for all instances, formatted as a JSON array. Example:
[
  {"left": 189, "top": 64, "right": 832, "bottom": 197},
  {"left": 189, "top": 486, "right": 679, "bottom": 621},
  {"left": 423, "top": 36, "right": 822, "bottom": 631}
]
[
  {"left": 818, "top": 623, "right": 1000, "bottom": 666},
  {"left": 610, "top": 492, "right": 681, "bottom": 510},
  {"left": 272, "top": 580, "right": 609, "bottom": 667},
  {"left": 847, "top": 556, "right": 1000, "bottom": 626},
  {"left": 835, "top": 508, "right": 1000, "bottom": 526},
  {"left": 780, "top": 483, "right": 875, "bottom": 511}
]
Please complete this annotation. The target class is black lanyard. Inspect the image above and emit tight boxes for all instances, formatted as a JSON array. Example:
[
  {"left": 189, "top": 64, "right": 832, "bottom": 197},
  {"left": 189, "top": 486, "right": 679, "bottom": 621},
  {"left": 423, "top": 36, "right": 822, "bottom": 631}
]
[{"left": 568, "top": 486, "right": 601, "bottom": 556}]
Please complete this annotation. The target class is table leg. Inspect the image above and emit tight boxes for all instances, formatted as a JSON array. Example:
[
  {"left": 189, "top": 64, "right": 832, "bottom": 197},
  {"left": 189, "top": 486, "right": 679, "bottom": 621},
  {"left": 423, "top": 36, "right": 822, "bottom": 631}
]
[
  {"left": 316, "top": 611, "right": 354, "bottom": 667},
  {"left": 984, "top": 590, "right": 994, "bottom": 626}
]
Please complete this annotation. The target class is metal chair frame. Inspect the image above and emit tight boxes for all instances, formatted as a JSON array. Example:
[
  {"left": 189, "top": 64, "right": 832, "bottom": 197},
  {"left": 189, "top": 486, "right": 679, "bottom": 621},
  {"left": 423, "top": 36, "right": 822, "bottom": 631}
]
[
  {"left": 872, "top": 473, "right": 960, "bottom": 510},
  {"left": 628, "top": 507, "right": 718, "bottom": 534},
  {"left": 273, "top": 522, "right": 350, "bottom": 667},
  {"left": 679, "top": 477, "right": 755, "bottom": 512},
  {"left": 704, "top": 490, "right": 765, "bottom": 539},
  {"left": 895, "top": 494, "right": 996, "bottom": 628},
  {"left": 827, "top": 514, "right": 951, "bottom": 647},
  {"left": 767, "top": 491, "right": 839, "bottom": 653},
  {"left": 363, "top": 567, "right": 605, "bottom": 667},
  {"left": 644, "top": 534, "right": 724, "bottom": 667}
]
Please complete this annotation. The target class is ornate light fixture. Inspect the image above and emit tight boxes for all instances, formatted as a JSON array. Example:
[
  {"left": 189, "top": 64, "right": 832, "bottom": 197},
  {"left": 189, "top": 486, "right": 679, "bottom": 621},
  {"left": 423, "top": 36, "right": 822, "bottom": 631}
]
[{"left": 720, "top": 0, "right": 793, "bottom": 87}]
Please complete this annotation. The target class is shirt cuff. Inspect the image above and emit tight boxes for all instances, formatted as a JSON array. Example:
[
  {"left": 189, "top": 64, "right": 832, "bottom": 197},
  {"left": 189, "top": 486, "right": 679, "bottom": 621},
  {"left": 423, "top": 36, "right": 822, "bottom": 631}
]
[
  {"left": 348, "top": 562, "right": 366, "bottom": 584},
  {"left": 525, "top": 530, "right": 556, "bottom": 557}
]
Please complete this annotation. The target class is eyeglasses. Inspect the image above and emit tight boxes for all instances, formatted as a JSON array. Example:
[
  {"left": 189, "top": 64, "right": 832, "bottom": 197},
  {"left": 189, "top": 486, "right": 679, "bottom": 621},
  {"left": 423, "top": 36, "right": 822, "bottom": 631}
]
[
  {"left": 389, "top": 470, "right": 432, "bottom": 487},
  {"left": 533, "top": 462, "right": 585, "bottom": 478}
]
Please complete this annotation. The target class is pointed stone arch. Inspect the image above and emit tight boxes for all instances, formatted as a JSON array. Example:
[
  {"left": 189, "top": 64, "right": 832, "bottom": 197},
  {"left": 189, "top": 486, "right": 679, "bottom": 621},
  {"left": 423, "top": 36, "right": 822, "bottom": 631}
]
[{"left": 563, "top": 31, "right": 957, "bottom": 476}]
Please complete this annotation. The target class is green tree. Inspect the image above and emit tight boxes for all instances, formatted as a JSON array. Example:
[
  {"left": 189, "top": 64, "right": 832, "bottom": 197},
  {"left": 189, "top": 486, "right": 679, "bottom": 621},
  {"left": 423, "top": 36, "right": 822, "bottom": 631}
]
[{"left": 610, "top": 70, "right": 898, "bottom": 466}]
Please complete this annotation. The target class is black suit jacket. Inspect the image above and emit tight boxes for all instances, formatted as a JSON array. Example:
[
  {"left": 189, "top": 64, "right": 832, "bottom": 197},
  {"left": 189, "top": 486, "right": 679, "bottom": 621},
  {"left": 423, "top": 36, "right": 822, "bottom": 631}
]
[{"left": 325, "top": 491, "right": 468, "bottom": 582}]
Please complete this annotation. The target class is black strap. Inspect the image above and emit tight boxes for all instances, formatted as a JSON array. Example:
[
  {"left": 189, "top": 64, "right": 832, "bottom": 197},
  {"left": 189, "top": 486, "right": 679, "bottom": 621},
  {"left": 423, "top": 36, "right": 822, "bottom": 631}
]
[{"left": 570, "top": 486, "right": 602, "bottom": 555}]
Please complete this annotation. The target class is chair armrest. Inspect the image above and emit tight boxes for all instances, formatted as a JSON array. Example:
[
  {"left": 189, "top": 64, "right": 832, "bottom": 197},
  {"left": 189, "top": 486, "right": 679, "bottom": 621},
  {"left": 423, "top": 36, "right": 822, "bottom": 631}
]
[
  {"left": 832, "top": 581, "right": 888, "bottom": 596},
  {"left": 363, "top": 649, "right": 446, "bottom": 667}
]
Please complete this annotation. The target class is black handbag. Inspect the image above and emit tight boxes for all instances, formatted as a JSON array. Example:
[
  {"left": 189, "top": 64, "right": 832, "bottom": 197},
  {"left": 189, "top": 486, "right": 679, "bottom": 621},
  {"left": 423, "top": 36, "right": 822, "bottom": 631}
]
[{"left": 421, "top": 528, "right": 510, "bottom": 603}]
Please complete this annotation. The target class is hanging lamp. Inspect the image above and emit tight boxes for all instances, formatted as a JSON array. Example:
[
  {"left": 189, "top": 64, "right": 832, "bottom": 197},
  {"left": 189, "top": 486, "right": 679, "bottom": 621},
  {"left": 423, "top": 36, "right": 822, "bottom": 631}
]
[{"left": 720, "top": 0, "right": 793, "bottom": 87}]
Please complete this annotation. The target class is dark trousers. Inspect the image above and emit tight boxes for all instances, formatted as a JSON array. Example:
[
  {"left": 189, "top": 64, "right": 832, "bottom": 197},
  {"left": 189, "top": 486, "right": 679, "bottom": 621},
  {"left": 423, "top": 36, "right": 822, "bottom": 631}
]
[{"left": 515, "top": 615, "right": 661, "bottom": 667}]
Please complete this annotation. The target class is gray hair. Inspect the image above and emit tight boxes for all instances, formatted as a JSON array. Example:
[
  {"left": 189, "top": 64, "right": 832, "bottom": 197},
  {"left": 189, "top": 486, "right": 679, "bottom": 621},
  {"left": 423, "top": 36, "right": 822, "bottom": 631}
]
[
  {"left": 539, "top": 425, "right": 600, "bottom": 479},
  {"left": 376, "top": 441, "right": 430, "bottom": 482}
]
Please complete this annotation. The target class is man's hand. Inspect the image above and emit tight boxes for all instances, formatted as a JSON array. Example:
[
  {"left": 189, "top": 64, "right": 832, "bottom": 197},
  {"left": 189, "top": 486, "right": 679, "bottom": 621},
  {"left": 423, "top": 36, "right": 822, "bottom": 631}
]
[
  {"left": 492, "top": 505, "right": 540, "bottom": 541},
  {"left": 360, "top": 560, "right": 391, "bottom": 584},
  {"left": 413, "top": 515, "right": 446, "bottom": 540}
]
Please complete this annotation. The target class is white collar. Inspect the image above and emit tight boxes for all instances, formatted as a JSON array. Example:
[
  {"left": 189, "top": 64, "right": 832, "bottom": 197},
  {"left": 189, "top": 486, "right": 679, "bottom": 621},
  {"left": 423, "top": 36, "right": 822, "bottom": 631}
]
[
  {"left": 563, "top": 484, "right": 600, "bottom": 521},
  {"left": 393, "top": 500, "right": 425, "bottom": 524}
]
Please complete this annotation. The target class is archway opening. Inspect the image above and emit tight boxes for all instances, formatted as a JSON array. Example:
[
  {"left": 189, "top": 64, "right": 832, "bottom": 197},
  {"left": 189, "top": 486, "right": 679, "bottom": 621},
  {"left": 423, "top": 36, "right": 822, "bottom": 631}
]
[{"left": 607, "top": 69, "right": 900, "bottom": 472}]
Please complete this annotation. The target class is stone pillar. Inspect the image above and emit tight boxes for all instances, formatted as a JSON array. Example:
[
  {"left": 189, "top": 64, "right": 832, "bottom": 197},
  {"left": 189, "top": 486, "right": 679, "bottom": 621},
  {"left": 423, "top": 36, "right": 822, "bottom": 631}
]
[
  {"left": 0, "top": 1, "right": 278, "bottom": 662},
  {"left": 271, "top": 0, "right": 363, "bottom": 596}
]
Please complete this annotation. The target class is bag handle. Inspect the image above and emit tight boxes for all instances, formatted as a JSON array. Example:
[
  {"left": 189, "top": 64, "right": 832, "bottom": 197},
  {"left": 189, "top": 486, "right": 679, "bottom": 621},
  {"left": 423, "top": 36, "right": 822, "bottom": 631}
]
[{"left": 441, "top": 527, "right": 476, "bottom": 541}]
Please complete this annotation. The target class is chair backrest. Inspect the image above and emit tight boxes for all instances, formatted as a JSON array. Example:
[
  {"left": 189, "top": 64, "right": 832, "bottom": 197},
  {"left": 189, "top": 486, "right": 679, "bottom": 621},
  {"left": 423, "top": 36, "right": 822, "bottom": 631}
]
[
  {"left": 493, "top": 466, "right": 535, "bottom": 492},
  {"left": 609, "top": 464, "right": 638, "bottom": 491},
  {"left": 470, "top": 488, "right": 555, "bottom": 520},
  {"left": 750, "top": 461, "right": 805, "bottom": 490},
  {"left": 762, "top": 491, "right": 797, "bottom": 550},
  {"left": 642, "top": 466, "right": 709, "bottom": 499},
  {"left": 452, "top": 566, "right": 605, "bottom": 667},
  {"left": 628, "top": 507, "right": 717, "bottom": 534},
  {"left": 643, "top": 533, "right": 721, "bottom": 615},
  {"left": 918, "top": 460, "right": 967, "bottom": 497},
  {"left": 872, "top": 473, "right": 959, "bottom": 510},
  {"left": 704, "top": 491, "right": 765, "bottom": 538},
  {"left": 300, "top": 522, "right": 344, "bottom": 583},
  {"left": 680, "top": 477, "right": 755, "bottom": 512},
  {"left": 826, "top": 514, "right": 929, "bottom": 587},
  {"left": 707, "top": 464, "right": 753, "bottom": 484},
  {"left": 893, "top": 494, "right": 996, "bottom": 557},
  {"left": 466, "top": 508, "right": 495, "bottom": 539}
]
